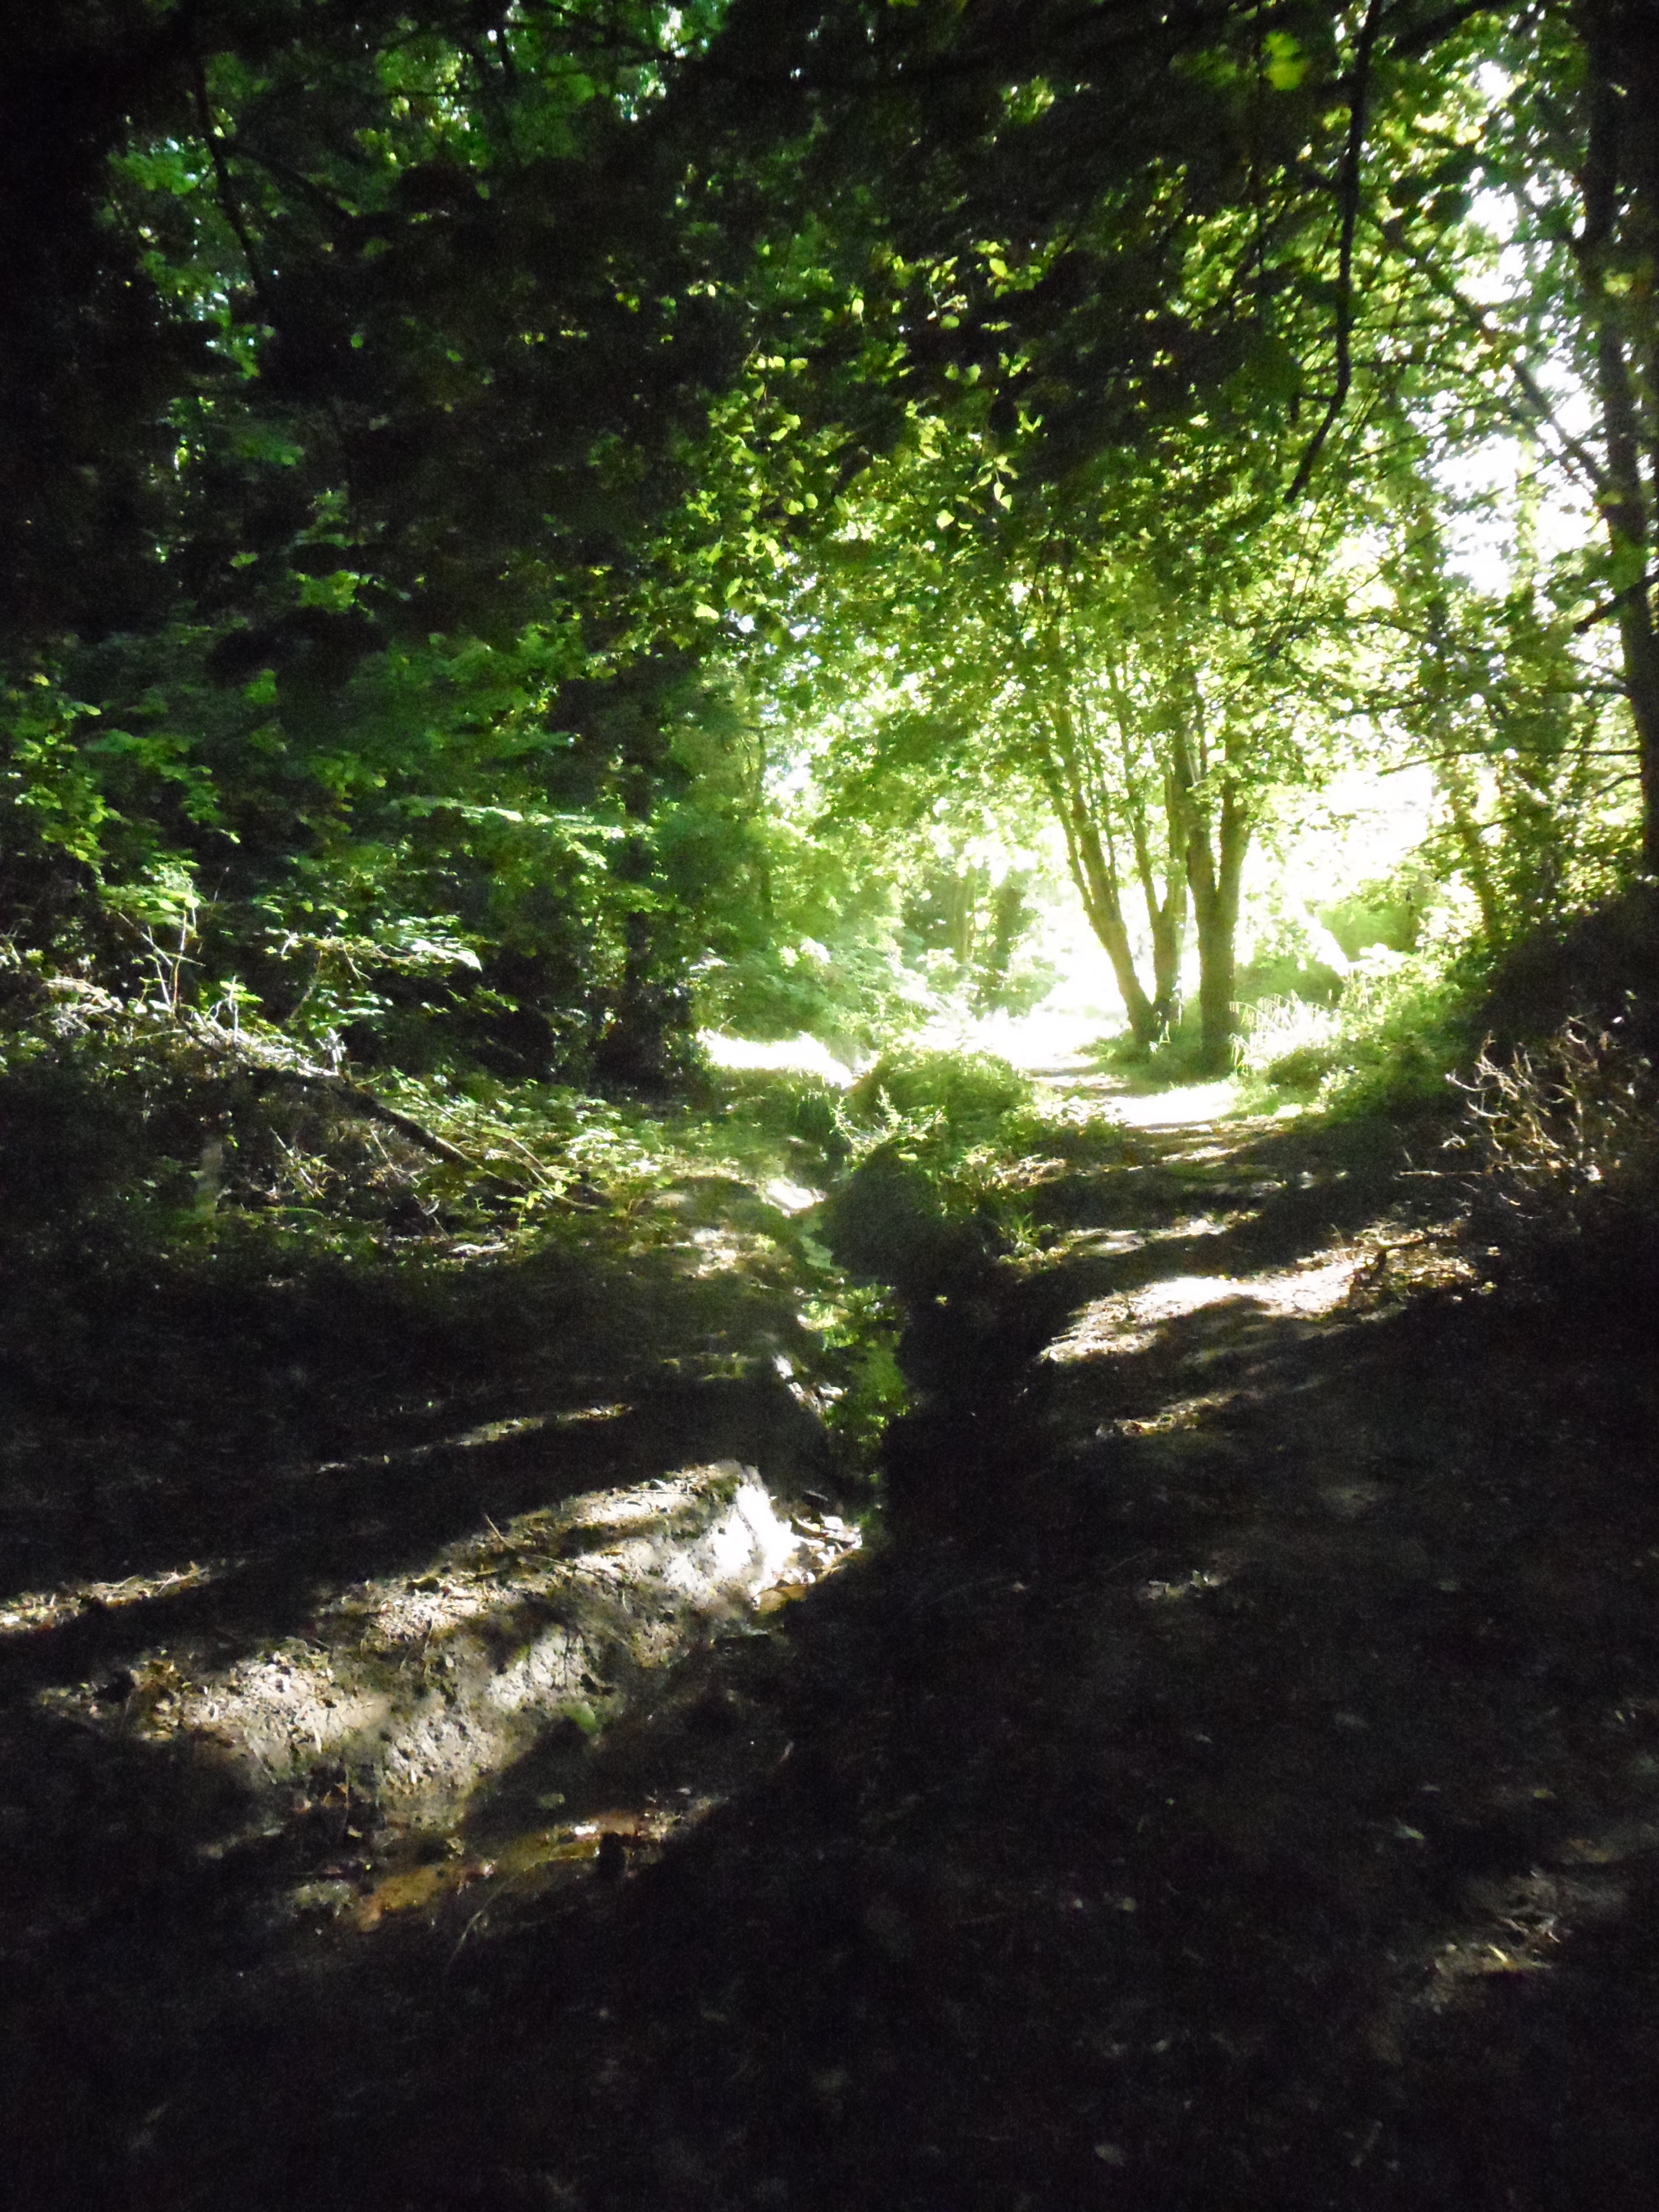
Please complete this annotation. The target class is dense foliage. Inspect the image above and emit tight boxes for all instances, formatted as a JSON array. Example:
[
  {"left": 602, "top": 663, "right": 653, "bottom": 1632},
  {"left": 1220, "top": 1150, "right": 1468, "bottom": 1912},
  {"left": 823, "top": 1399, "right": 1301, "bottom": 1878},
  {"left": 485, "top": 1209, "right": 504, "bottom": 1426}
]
[{"left": 3, "top": 1, "right": 1656, "bottom": 1083}]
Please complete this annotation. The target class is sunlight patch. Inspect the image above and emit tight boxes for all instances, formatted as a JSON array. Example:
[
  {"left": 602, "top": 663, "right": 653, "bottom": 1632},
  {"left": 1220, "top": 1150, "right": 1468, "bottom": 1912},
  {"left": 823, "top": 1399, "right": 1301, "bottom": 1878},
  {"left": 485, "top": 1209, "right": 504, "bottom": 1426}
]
[
  {"left": 698, "top": 1030, "right": 859, "bottom": 1083},
  {"left": 1420, "top": 1867, "right": 1625, "bottom": 2007},
  {"left": 1100, "top": 1391, "right": 1235, "bottom": 1437},
  {"left": 763, "top": 1176, "right": 823, "bottom": 1214},
  {"left": 1044, "top": 1252, "right": 1366, "bottom": 1361},
  {"left": 684, "top": 1225, "right": 755, "bottom": 1274},
  {"left": 1139, "top": 1563, "right": 1234, "bottom": 1603},
  {"left": 0, "top": 1556, "right": 231, "bottom": 1639},
  {"left": 34, "top": 1467, "right": 858, "bottom": 1827},
  {"left": 332, "top": 1793, "right": 724, "bottom": 1934},
  {"left": 1100, "top": 1081, "right": 1244, "bottom": 1130}
]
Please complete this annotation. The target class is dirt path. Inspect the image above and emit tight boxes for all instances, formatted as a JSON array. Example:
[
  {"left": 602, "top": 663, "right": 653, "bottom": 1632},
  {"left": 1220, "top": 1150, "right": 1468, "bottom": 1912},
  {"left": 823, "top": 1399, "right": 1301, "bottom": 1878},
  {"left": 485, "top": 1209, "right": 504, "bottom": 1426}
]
[{"left": 9, "top": 1098, "right": 1659, "bottom": 2209}]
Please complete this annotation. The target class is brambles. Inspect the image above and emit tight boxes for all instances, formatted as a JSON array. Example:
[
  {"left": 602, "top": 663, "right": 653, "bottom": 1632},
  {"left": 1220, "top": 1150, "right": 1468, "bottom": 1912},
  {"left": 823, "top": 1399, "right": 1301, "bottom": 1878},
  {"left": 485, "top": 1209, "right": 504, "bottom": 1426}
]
[{"left": 1453, "top": 1014, "right": 1659, "bottom": 1303}]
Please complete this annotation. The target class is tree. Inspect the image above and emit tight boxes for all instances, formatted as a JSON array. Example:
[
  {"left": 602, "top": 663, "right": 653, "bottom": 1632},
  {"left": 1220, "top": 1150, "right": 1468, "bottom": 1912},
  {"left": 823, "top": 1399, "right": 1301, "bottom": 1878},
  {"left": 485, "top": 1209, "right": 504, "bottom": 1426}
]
[
  {"left": 0, "top": 2, "right": 823, "bottom": 1079},
  {"left": 1480, "top": 2, "right": 1659, "bottom": 869},
  {"left": 781, "top": 390, "right": 1359, "bottom": 1068},
  {"left": 9, "top": 0, "right": 1656, "bottom": 1094}
]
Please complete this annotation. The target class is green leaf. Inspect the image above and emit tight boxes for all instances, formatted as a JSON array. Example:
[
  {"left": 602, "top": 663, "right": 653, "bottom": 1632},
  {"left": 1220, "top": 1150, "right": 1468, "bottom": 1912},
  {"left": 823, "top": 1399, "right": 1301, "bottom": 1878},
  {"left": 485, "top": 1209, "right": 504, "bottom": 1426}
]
[{"left": 1264, "top": 33, "right": 1309, "bottom": 91}]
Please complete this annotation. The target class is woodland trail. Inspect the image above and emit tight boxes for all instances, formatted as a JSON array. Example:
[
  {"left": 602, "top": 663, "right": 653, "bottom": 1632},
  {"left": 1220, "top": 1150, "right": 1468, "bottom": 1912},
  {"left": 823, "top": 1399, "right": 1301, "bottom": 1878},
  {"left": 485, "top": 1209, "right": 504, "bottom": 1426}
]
[{"left": 9, "top": 1091, "right": 1659, "bottom": 2210}]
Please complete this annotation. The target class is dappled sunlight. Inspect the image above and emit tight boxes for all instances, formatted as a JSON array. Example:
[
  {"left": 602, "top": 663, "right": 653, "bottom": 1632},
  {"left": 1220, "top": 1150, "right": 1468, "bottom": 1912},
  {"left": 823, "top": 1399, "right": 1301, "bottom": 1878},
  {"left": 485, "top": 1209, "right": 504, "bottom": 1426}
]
[
  {"left": 1138, "top": 1559, "right": 1237, "bottom": 1604},
  {"left": 1097, "top": 1079, "right": 1247, "bottom": 1129},
  {"left": 1427, "top": 1866, "right": 1626, "bottom": 1997},
  {"left": 9, "top": 0, "right": 1659, "bottom": 2194},
  {"left": 762, "top": 1175, "right": 822, "bottom": 1214},
  {"left": 1101, "top": 1389, "right": 1235, "bottom": 1438},
  {"left": 1049, "top": 1211, "right": 1246, "bottom": 1265},
  {"left": 1364, "top": 1844, "right": 1639, "bottom": 2068},
  {"left": 700, "top": 1030, "right": 860, "bottom": 1084},
  {"left": 1044, "top": 1250, "right": 1367, "bottom": 1363},
  {"left": 345, "top": 1793, "right": 728, "bottom": 1933},
  {"left": 35, "top": 1466, "right": 859, "bottom": 1831},
  {"left": 310, "top": 1402, "right": 627, "bottom": 1483},
  {"left": 684, "top": 1225, "right": 758, "bottom": 1275},
  {"left": 0, "top": 1556, "right": 232, "bottom": 1639}
]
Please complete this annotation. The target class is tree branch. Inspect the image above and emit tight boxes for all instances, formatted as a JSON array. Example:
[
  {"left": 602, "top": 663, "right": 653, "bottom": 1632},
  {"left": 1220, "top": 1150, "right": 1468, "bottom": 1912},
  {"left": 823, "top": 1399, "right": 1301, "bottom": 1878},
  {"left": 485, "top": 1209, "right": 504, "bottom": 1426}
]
[
  {"left": 1287, "top": 0, "right": 1389, "bottom": 503},
  {"left": 1573, "top": 573, "right": 1658, "bottom": 633},
  {"left": 191, "top": 59, "right": 274, "bottom": 317},
  {"left": 1373, "top": 212, "right": 1611, "bottom": 494}
]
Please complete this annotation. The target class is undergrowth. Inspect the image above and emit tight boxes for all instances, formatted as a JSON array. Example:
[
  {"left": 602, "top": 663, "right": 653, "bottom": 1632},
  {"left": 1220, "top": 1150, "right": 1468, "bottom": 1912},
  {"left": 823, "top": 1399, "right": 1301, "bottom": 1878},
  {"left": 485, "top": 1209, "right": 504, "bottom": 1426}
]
[
  {"left": 0, "top": 982, "right": 937, "bottom": 1488},
  {"left": 1451, "top": 1011, "right": 1659, "bottom": 1307},
  {"left": 0, "top": 968, "right": 1149, "bottom": 1497},
  {"left": 1235, "top": 945, "right": 1479, "bottom": 1120}
]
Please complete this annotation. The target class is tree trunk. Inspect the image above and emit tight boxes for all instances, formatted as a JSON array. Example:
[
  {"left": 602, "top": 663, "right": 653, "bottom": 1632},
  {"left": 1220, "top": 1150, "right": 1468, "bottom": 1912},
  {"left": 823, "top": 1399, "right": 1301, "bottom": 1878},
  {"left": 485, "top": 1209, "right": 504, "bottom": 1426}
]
[
  {"left": 1034, "top": 707, "right": 1163, "bottom": 1047},
  {"left": 1124, "top": 768, "right": 1187, "bottom": 1040},
  {"left": 1149, "top": 899, "right": 1186, "bottom": 1039},
  {"left": 1188, "top": 791, "right": 1248, "bottom": 1073},
  {"left": 593, "top": 762, "right": 693, "bottom": 1091},
  {"left": 1107, "top": 659, "right": 1187, "bottom": 1041},
  {"left": 1575, "top": 12, "right": 1659, "bottom": 869},
  {"left": 1071, "top": 808, "right": 1161, "bottom": 1046},
  {"left": 1193, "top": 891, "right": 1237, "bottom": 1074},
  {"left": 1170, "top": 718, "right": 1249, "bottom": 1074}
]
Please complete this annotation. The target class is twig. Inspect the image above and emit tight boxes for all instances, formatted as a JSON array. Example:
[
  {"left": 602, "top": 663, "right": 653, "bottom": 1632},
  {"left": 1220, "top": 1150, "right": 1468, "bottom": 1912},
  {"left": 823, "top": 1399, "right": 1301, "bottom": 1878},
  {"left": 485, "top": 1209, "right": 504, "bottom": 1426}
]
[
  {"left": 255, "top": 1068, "right": 477, "bottom": 1167},
  {"left": 447, "top": 1900, "right": 492, "bottom": 1966}
]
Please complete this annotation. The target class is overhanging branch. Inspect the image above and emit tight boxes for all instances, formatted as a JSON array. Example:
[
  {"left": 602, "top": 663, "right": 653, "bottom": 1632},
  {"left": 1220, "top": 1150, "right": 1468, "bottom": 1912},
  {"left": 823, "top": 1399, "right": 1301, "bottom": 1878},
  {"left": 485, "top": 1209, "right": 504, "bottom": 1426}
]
[{"left": 1287, "top": 0, "right": 1389, "bottom": 503}]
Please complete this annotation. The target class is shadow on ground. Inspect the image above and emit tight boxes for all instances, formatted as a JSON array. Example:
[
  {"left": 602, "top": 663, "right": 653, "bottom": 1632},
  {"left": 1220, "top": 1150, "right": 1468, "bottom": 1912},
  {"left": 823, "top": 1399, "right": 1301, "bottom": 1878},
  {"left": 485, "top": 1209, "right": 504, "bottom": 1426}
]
[{"left": 9, "top": 1110, "right": 1659, "bottom": 2210}]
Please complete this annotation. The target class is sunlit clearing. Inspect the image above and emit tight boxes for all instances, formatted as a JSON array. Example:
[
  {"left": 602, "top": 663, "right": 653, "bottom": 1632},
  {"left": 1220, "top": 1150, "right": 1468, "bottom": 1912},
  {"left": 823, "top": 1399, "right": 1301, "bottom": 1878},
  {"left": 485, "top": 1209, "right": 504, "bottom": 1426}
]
[{"left": 919, "top": 1002, "right": 1119, "bottom": 1072}]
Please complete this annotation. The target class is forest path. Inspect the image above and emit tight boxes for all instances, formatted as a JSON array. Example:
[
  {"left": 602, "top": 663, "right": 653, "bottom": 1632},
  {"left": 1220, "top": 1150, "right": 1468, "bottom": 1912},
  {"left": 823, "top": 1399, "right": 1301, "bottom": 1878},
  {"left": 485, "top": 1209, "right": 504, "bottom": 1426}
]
[{"left": 11, "top": 1091, "right": 1659, "bottom": 2210}]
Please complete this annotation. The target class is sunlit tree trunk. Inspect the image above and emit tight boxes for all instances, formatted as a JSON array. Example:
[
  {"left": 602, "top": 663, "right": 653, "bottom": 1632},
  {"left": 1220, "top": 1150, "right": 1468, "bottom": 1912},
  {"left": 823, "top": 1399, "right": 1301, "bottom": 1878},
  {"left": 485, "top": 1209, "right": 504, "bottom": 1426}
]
[
  {"left": 1035, "top": 708, "right": 1159, "bottom": 1053},
  {"left": 1168, "top": 703, "right": 1249, "bottom": 1075},
  {"left": 1130, "top": 776, "right": 1188, "bottom": 1039},
  {"left": 1040, "top": 742, "right": 1161, "bottom": 1047},
  {"left": 1104, "top": 659, "right": 1187, "bottom": 1040},
  {"left": 1022, "top": 624, "right": 1167, "bottom": 1048}
]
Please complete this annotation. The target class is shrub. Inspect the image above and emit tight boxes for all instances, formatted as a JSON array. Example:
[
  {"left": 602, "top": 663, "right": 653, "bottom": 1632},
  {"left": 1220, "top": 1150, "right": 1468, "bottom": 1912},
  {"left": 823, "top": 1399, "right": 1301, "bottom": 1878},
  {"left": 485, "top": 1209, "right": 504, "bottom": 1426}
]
[
  {"left": 712, "top": 1067, "right": 848, "bottom": 1164},
  {"left": 818, "top": 1052, "right": 1039, "bottom": 1296},
  {"left": 1308, "top": 946, "right": 1477, "bottom": 1120},
  {"left": 842, "top": 1048, "right": 1032, "bottom": 1145},
  {"left": 1452, "top": 1012, "right": 1659, "bottom": 1302},
  {"left": 1239, "top": 994, "right": 1340, "bottom": 1090}
]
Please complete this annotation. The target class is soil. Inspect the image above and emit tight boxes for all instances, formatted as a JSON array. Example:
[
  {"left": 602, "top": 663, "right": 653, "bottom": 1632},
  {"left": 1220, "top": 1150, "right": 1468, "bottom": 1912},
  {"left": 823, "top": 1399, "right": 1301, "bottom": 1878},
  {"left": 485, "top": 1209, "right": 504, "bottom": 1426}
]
[{"left": 7, "top": 1089, "right": 1659, "bottom": 2210}]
